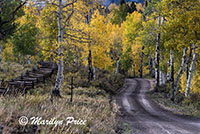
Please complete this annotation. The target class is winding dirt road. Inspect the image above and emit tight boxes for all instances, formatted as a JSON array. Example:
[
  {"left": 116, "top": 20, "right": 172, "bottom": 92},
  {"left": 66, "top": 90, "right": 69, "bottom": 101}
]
[{"left": 117, "top": 78, "right": 200, "bottom": 134}]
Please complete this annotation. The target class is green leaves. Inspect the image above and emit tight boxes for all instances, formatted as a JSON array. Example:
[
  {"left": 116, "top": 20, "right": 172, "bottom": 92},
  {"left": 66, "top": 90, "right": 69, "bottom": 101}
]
[
  {"left": 12, "top": 23, "right": 38, "bottom": 56},
  {"left": 11, "top": 6, "right": 38, "bottom": 56},
  {"left": 0, "top": 0, "right": 25, "bottom": 41},
  {"left": 120, "top": 45, "right": 133, "bottom": 72},
  {"left": 110, "top": 2, "right": 137, "bottom": 25}
]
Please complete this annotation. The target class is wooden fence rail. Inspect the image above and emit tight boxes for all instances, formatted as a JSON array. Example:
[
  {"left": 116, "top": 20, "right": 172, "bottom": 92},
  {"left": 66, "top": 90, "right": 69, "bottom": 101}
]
[{"left": 0, "top": 62, "right": 57, "bottom": 96}]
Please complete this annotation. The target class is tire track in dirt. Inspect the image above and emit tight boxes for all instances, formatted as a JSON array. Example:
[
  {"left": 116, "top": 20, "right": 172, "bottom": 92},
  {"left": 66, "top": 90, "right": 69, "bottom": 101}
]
[{"left": 117, "top": 78, "right": 200, "bottom": 134}]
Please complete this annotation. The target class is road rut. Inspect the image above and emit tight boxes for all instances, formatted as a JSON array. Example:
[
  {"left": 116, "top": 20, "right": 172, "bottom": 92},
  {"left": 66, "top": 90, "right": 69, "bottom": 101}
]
[{"left": 117, "top": 78, "right": 200, "bottom": 134}]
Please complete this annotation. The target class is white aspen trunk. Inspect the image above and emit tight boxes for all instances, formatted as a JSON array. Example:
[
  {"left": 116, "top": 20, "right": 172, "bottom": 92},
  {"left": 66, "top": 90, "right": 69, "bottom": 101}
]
[
  {"left": 186, "top": 45, "right": 192, "bottom": 80},
  {"left": 160, "top": 71, "right": 162, "bottom": 85},
  {"left": 170, "top": 50, "right": 174, "bottom": 90},
  {"left": 160, "top": 55, "right": 166, "bottom": 85},
  {"left": 186, "top": 44, "right": 197, "bottom": 96},
  {"left": 160, "top": 18, "right": 165, "bottom": 85},
  {"left": 129, "top": 66, "right": 132, "bottom": 77},
  {"left": 115, "top": 58, "right": 119, "bottom": 74},
  {"left": 159, "top": 71, "right": 165, "bottom": 85},
  {"left": 54, "top": 0, "right": 64, "bottom": 96},
  {"left": 0, "top": 44, "right": 2, "bottom": 69},
  {"left": 159, "top": 71, "right": 166, "bottom": 85},
  {"left": 171, "top": 48, "right": 187, "bottom": 101},
  {"left": 28, "top": 55, "right": 31, "bottom": 64},
  {"left": 167, "top": 60, "right": 171, "bottom": 82},
  {"left": 155, "top": 15, "right": 161, "bottom": 87},
  {"left": 162, "top": 72, "right": 166, "bottom": 85},
  {"left": 152, "top": 57, "right": 155, "bottom": 75}
]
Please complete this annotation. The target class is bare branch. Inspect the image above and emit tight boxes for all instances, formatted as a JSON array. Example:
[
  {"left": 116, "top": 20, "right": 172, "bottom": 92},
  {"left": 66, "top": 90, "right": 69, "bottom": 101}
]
[
  {"left": 50, "top": 11, "right": 59, "bottom": 17},
  {"left": 63, "top": 0, "right": 75, "bottom": 28},
  {"left": 0, "top": 0, "right": 27, "bottom": 27},
  {"left": 64, "top": 32, "right": 92, "bottom": 44},
  {"left": 63, "top": 11, "right": 74, "bottom": 27},
  {"left": 63, "top": 0, "right": 77, "bottom": 8}
]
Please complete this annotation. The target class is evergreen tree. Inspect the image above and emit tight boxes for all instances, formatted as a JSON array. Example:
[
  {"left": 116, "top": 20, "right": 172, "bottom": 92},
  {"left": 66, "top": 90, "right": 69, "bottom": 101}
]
[{"left": 111, "top": 1, "right": 137, "bottom": 25}]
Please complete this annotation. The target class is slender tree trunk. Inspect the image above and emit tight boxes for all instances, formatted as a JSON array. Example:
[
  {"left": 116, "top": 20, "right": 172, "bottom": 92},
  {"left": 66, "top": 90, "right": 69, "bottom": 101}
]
[
  {"left": 160, "top": 70, "right": 166, "bottom": 86},
  {"left": 28, "top": 55, "right": 31, "bottom": 64},
  {"left": 170, "top": 50, "right": 174, "bottom": 90},
  {"left": 159, "top": 71, "right": 162, "bottom": 85},
  {"left": 160, "top": 56, "right": 166, "bottom": 85},
  {"left": 115, "top": 58, "right": 120, "bottom": 74},
  {"left": 140, "top": 50, "right": 144, "bottom": 78},
  {"left": 186, "top": 44, "right": 192, "bottom": 80},
  {"left": 129, "top": 66, "right": 132, "bottom": 77},
  {"left": 167, "top": 60, "right": 171, "bottom": 82},
  {"left": 149, "top": 54, "right": 153, "bottom": 75},
  {"left": 54, "top": 0, "right": 64, "bottom": 96},
  {"left": 86, "top": 9, "right": 93, "bottom": 82},
  {"left": 0, "top": 44, "right": 2, "bottom": 70},
  {"left": 162, "top": 71, "right": 166, "bottom": 85},
  {"left": 160, "top": 71, "right": 165, "bottom": 85},
  {"left": 171, "top": 47, "right": 187, "bottom": 101},
  {"left": 186, "top": 44, "right": 197, "bottom": 96},
  {"left": 88, "top": 49, "right": 93, "bottom": 82},
  {"left": 155, "top": 15, "right": 161, "bottom": 87}
]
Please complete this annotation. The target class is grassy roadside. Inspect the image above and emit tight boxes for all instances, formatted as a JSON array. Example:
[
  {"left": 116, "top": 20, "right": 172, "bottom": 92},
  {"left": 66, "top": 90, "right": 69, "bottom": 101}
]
[
  {"left": 0, "top": 85, "right": 118, "bottom": 133},
  {"left": 150, "top": 82, "right": 200, "bottom": 118},
  {"left": 0, "top": 62, "right": 126, "bottom": 133}
]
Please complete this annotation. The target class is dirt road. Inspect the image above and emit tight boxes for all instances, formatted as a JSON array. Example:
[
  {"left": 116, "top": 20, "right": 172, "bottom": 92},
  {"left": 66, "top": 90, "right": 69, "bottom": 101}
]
[{"left": 117, "top": 79, "right": 200, "bottom": 134}]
